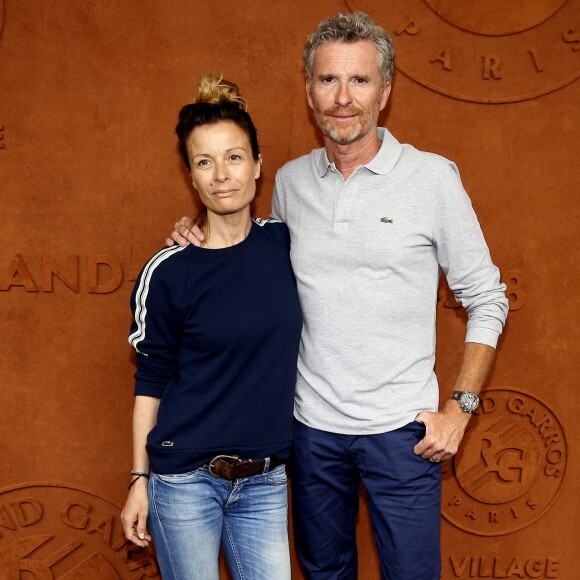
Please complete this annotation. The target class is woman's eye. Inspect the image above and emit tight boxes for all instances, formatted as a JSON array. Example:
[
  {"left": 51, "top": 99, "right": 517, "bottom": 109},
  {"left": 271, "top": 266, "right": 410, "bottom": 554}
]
[
  {"left": 197, "top": 159, "right": 210, "bottom": 167},
  {"left": 229, "top": 154, "right": 241, "bottom": 161}
]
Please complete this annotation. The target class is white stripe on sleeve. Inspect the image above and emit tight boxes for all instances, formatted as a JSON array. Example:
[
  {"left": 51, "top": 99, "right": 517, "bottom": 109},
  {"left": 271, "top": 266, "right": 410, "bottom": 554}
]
[{"left": 128, "top": 245, "right": 188, "bottom": 351}]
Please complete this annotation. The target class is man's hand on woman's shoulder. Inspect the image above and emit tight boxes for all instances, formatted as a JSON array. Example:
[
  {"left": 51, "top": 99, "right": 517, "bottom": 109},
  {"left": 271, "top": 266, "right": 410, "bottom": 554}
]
[{"left": 166, "top": 216, "right": 204, "bottom": 247}]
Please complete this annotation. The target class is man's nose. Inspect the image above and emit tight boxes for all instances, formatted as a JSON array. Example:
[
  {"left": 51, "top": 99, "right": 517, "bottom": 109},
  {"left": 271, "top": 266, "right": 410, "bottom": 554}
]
[{"left": 335, "top": 82, "right": 353, "bottom": 106}]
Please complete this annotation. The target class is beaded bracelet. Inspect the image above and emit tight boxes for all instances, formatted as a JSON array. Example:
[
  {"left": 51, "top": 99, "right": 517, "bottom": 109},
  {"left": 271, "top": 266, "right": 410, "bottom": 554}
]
[{"left": 128, "top": 470, "right": 150, "bottom": 490}]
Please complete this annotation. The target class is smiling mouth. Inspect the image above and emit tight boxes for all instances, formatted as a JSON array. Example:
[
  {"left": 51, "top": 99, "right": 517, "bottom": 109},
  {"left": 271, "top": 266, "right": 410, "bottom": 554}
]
[{"left": 324, "top": 109, "right": 360, "bottom": 123}]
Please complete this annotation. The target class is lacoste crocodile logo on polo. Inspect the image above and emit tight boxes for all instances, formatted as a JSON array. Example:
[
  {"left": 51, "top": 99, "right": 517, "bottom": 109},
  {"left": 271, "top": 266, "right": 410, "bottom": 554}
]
[
  {"left": 162, "top": 441, "right": 174, "bottom": 447},
  {"left": 380, "top": 217, "right": 393, "bottom": 223}
]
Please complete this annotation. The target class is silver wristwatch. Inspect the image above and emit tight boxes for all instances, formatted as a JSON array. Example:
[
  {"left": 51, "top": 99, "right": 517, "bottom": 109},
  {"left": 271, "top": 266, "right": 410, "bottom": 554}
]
[{"left": 451, "top": 391, "right": 480, "bottom": 414}]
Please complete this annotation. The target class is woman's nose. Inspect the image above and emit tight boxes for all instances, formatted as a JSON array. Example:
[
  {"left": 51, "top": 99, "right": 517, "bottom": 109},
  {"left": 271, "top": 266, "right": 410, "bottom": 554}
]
[{"left": 213, "top": 162, "right": 230, "bottom": 182}]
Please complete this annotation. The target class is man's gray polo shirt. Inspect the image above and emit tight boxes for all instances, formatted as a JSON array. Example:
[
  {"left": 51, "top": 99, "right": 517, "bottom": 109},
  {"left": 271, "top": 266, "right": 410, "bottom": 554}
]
[{"left": 272, "top": 128, "right": 508, "bottom": 435}]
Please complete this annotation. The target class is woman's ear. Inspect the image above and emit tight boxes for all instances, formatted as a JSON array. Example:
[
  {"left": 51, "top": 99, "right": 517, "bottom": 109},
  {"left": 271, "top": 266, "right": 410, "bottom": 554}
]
[{"left": 255, "top": 154, "right": 263, "bottom": 179}]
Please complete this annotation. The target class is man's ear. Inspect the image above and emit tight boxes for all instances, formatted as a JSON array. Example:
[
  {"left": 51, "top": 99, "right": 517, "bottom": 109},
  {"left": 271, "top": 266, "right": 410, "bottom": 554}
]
[
  {"left": 306, "top": 81, "right": 314, "bottom": 110},
  {"left": 379, "top": 81, "right": 392, "bottom": 112}
]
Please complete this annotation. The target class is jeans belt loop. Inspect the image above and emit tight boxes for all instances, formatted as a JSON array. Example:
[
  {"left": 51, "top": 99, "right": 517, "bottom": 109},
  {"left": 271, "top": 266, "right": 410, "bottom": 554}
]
[{"left": 263, "top": 456, "right": 271, "bottom": 475}]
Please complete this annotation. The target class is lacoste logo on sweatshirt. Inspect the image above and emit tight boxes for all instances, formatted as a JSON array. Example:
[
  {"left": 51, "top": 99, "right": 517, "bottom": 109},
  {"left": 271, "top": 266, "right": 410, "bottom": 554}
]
[{"left": 380, "top": 217, "right": 393, "bottom": 223}]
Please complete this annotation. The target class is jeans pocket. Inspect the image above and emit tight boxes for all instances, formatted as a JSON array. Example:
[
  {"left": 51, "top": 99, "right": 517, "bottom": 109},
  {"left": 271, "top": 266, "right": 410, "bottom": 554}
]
[
  {"left": 265, "top": 464, "right": 287, "bottom": 484},
  {"left": 154, "top": 469, "right": 200, "bottom": 484}
]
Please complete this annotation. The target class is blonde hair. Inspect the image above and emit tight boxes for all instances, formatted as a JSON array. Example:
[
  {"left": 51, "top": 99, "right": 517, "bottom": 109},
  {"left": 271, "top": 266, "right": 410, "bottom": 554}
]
[
  {"left": 194, "top": 74, "right": 248, "bottom": 111},
  {"left": 176, "top": 75, "right": 259, "bottom": 171},
  {"left": 175, "top": 75, "right": 260, "bottom": 241}
]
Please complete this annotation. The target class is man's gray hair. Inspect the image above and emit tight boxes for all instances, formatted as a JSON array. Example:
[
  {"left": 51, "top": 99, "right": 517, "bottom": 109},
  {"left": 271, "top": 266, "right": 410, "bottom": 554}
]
[{"left": 303, "top": 12, "right": 395, "bottom": 88}]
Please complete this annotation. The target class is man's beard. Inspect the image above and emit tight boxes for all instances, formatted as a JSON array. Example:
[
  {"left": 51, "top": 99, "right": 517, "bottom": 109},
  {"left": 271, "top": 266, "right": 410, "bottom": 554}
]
[{"left": 312, "top": 104, "right": 378, "bottom": 145}]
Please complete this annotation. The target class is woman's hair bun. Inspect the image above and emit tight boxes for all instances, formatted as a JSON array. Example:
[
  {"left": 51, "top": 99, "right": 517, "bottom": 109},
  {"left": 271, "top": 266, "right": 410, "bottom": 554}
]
[{"left": 194, "top": 74, "right": 247, "bottom": 111}]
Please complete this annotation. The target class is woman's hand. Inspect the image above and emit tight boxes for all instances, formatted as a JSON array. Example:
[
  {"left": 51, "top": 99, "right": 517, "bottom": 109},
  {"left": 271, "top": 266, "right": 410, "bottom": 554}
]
[
  {"left": 166, "top": 216, "right": 205, "bottom": 247},
  {"left": 121, "top": 477, "right": 152, "bottom": 547}
]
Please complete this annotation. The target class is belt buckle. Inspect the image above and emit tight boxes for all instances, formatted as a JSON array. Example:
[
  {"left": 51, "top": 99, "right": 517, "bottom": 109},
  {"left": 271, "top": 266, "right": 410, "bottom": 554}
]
[{"left": 208, "top": 454, "right": 240, "bottom": 478}]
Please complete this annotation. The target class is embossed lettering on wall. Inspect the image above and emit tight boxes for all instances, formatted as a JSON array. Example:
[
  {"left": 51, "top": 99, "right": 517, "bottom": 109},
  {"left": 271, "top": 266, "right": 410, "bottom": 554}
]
[
  {"left": 0, "top": 483, "right": 160, "bottom": 578},
  {"left": 0, "top": 126, "right": 4, "bottom": 150},
  {"left": 441, "top": 388, "right": 567, "bottom": 536},
  {"left": 446, "top": 554, "right": 560, "bottom": 578},
  {"left": 360, "top": 0, "right": 580, "bottom": 103},
  {"left": 0, "top": 254, "right": 141, "bottom": 293}
]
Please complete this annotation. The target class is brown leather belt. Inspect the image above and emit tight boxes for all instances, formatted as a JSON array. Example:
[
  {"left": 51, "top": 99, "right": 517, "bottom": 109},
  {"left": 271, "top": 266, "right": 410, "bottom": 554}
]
[{"left": 207, "top": 455, "right": 284, "bottom": 480}]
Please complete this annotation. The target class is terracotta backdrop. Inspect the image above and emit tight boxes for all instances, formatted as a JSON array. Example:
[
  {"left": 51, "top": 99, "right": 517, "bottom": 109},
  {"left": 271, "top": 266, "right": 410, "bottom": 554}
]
[{"left": 1, "top": 1, "right": 578, "bottom": 578}]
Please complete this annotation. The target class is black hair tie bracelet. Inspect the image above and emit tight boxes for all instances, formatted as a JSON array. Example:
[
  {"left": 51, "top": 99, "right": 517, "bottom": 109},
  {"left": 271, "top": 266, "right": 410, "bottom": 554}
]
[{"left": 128, "top": 470, "right": 150, "bottom": 490}]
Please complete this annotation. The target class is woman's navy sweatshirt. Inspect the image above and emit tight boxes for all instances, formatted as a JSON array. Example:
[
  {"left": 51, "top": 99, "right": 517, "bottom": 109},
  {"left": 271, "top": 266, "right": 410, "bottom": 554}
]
[{"left": 128, "top": 219, "right": 302, "bottom": 475}]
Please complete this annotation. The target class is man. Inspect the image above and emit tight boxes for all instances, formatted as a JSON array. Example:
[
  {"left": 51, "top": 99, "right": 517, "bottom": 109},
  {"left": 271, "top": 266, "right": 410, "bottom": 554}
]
[{"left": 169, "top": 12, "right": 508, "bottom": 580}]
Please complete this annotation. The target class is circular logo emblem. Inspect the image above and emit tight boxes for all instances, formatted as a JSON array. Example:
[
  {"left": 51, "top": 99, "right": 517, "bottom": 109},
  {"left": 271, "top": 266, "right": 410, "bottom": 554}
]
[
  {"left": 425, "top": 0, "right": 568, "bottom": 36},
  {"left": 441, "top": 388, "right": 568, "bottom": 536},
  {"left": 360, "top": 0, "right": 580, "bottom": 103},
  {"left": 0, "top": 482, "right": 160, "bottom": 578}
]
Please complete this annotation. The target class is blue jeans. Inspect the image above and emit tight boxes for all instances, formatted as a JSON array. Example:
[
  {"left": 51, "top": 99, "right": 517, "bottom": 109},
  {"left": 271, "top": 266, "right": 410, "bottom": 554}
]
[
  {"left": 148, "top": 464, "right": 291, "bottom": 580},
  {"left": 292, "top": 420, "right": 441, "bottom": 580}
]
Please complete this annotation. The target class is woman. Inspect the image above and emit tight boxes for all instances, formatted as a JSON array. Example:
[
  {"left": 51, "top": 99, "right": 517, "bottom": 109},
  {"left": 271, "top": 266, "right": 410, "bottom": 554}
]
[{"left": 121, "top": 76, "right": 302, "bottom": 580}]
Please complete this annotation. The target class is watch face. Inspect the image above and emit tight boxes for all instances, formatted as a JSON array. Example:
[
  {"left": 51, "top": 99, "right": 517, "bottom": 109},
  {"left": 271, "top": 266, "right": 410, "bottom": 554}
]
[{"left": 460, "top": 392, "right": 480, "bottom": 413}]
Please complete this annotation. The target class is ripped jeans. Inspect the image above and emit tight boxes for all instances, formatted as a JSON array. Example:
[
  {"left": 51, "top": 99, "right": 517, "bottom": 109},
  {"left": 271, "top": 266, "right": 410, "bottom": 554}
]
[{"left": 148, "top": 464, "right": 290, "bottom": 580}]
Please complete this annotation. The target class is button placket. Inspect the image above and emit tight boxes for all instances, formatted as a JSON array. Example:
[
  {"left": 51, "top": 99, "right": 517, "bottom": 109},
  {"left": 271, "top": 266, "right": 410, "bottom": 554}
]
[{"left": 333, "top": 169, "right": 357, "bottom": 232}]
